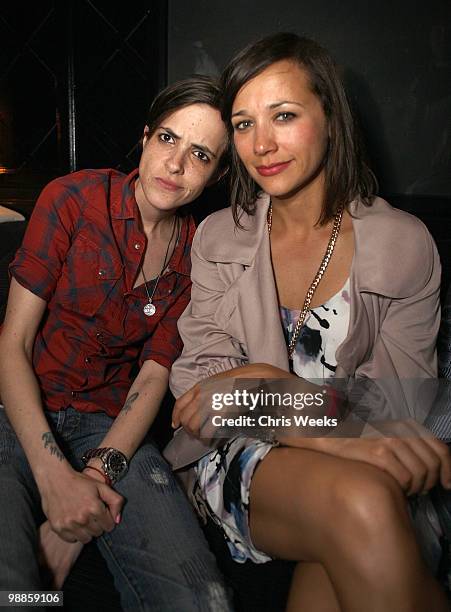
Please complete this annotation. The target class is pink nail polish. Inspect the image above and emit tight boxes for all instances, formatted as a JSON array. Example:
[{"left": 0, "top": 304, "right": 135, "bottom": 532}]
[{"left": 115, "top": 513, "right": 121, "bottom": 524}]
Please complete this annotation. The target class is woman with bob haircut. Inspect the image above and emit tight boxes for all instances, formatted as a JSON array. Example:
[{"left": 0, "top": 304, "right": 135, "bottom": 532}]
[
  {"left": 0, "top": 76, "right": 233, "bottom": 611},
  {"left": 167, "top": 33, "right": 449, "bottom": 611}
]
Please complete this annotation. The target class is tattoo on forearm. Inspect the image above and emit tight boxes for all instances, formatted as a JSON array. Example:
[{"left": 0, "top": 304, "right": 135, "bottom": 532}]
[
  {"left": 41, "top": 432, "right": 64, "bottom": 462},
  {"left": 120, "top": 392, "right": 139, "bottom": 415}
]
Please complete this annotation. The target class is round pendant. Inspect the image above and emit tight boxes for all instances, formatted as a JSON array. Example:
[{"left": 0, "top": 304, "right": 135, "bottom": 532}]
[{"left": 143, "top": 302, "right": 156, "bottom": 317}]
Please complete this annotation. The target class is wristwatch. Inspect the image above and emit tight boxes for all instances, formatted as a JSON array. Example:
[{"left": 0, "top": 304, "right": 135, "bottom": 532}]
[{"left": 82, "top": 447, "right": 128, "bottom": 484}]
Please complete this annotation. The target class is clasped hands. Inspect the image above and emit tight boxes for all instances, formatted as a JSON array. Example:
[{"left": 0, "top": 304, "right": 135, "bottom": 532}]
[{"left": 38, "top": 463, "right": 123, "bottom": 588}]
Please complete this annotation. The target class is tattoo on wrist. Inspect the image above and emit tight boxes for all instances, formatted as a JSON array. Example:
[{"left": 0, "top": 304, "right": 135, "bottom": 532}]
[
  {"left": 41, "top": 432, "right": 64, "bottom": 461},
  {"left": 120, "top": 392, "right": 139, "bottom": 415}
]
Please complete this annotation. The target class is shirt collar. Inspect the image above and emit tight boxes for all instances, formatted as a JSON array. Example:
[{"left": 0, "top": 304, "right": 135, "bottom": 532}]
[
  {"left": 200, "top": 192, "right": 270, "bottom": 266},
  {"left": 169, "top": 214, "right": 196, "bottom": 277},
  {"left": 111, "top": 169, "right": 140, "bottom": 220},
  {"left": 110, "top": 168, "right": 195, "bottom": 277}
]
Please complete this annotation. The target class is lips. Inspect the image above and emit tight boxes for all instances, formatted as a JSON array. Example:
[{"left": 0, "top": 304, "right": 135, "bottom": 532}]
[
  {"left": 256, "top": 160, "right": 292, "bottom": 177},
  {"left": 155, "top": 177, "right": 182, "bottom": 192}
]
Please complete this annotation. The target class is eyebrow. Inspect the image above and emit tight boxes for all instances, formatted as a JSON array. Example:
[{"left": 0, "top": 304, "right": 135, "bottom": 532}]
[
  {"left": 231, "top": 100, "right": 305, "bottom": 118},
  {"left": 160, "top": 126, "right": 217, "bottom": 158}
]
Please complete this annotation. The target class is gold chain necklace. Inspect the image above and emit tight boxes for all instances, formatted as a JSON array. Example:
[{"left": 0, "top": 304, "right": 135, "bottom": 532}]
[{"left": 267, "top": 203, "right": 344, "bottom": 363}]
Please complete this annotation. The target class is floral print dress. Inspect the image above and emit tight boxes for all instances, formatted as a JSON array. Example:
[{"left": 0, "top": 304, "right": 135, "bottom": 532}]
[{"left": 191, "top": 280, "right": 351, "bottom": 563}]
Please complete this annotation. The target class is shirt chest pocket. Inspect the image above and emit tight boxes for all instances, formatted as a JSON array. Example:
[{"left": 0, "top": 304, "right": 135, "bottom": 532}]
[{"left": 55, "top": 234, "right": 123, "bottom": 317}]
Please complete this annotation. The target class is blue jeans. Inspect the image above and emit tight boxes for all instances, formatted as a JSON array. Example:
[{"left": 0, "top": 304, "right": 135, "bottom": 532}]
[{"left": 0, "top": 406, "right": 232, "bottom": 611}]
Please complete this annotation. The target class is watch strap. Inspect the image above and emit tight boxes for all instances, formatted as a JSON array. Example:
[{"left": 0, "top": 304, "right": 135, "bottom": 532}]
[
  {"left": 81, "top": 447, "right": 128, "bottom": 484},
  {"left": 82, "top": 447, "right": 111, "bottom": 463}
]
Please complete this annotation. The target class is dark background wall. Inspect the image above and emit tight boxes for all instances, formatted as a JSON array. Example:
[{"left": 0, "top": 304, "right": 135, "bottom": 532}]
[
  {"left": 0, "top": 1, "right": 167, "bottom": 210},
  {"left": 1, "top": 1, "right": 450, "bottom": 204},
  {"left": 168, "top": 0, "right": 451, "bottom": 197}
]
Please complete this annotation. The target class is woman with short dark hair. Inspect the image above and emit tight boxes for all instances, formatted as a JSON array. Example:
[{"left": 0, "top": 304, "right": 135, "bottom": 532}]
[{"left": 0, "top": 76, "right": 232, "bottom": 611}]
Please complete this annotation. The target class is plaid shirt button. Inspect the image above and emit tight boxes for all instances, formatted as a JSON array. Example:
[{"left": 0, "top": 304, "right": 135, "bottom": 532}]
[
  {"left": 98, "top": 269, "right": 106, "bottom": 276},
  {"left": 134, "top": 243, "right": 141, "bottom": 250}
]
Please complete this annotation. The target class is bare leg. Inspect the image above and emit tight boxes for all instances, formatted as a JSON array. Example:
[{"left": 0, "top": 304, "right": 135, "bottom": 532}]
[
  {"left": 249, "top": 447, "right": 448, "bottom": 612},
  {"left": 287, "top": 562, "right": 341, "bottom": 612}
]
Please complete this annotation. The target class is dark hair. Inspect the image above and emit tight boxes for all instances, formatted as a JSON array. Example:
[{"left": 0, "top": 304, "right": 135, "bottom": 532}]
[
  {"left": 220, "top": 33, "right": 377, "bottom": 225},
  {"left": 145, "top": 75, "right": 230, "bottom": 180}
]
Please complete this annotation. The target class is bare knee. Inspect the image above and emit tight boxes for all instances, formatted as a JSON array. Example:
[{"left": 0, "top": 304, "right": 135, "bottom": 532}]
[
  {"left": 281, "top": 462, "right": 407, "bottom": 557},
  {"left": 315, "top": 463, "right": 417, "bottom": 567},
  {"left": 287, "top": 461, "right": 407, "bottom": 536},
  {"left": 332, "top": 464, "right": 406, "bottom": 528}
]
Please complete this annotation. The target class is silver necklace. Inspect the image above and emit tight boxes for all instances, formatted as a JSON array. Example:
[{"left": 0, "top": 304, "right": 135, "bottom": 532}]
[
  {"left": 267, "top": 202, "right": 344, "bottom": 362},
  {"left": 141, "top": 216, "right": 179, "bottom": 316}
]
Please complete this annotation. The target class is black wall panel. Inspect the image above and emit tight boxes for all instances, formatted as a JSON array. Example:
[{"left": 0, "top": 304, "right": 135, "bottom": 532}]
[
  {"left": 0, "top": 0, "right": 167, "bottom": 197},
  {"left": 168, "top": 0, "right": 451, "bottom": 197}
]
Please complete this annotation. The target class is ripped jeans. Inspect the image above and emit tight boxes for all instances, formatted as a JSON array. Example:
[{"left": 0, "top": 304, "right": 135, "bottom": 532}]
[{"left": 0, "top": 406, "right": 232, "bottom": 612}]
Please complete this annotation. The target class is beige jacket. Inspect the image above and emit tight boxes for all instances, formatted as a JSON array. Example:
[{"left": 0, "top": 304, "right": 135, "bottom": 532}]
[{"left": 164, "top": 195, "right": 441, "bottom": 470}]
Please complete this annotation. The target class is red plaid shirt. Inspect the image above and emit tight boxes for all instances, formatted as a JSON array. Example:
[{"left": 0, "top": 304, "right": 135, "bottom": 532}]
[{"left": 10, "top": 169, "right": 195, "bottom": 416}]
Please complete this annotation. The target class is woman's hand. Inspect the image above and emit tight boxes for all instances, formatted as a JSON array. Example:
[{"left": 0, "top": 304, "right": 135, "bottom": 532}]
[
  {"left": 38, "top": 464, "right": 123, "bottom": 544},
  {"left": 38, "top": 465, "right": 121, "bottom": 588},
  {"left": 286, "top": 420, "right": 451, "bottom": 496},
  {"left": 38, "top": 521, "right": 83, "bottom": 589},
  {"left": 172, "top": 362, "right": 293, "bottom": 437}
]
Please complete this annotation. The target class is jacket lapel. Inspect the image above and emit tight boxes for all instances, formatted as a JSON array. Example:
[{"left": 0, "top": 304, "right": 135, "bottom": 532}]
[{"left": 212, "top": 193, "right": 289, "bottom": 370}]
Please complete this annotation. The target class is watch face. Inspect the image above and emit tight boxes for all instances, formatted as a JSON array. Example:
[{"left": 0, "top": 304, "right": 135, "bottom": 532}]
[{"left": 106, "top": 451, "right": 128, "bottom": 477}]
